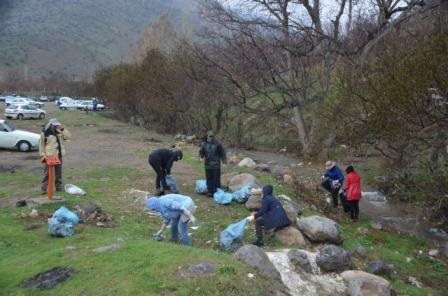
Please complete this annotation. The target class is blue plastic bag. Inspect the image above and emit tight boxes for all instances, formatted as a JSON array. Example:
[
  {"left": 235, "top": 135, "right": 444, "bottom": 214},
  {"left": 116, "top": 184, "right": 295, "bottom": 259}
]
[
  {"left": 165, "top": 175, "right": 179, "bottom": 193},
  {"left": 48, "top": 206, "right": 79, "bottom": 237},
  {"left": 52, "top": 206, "right": 79, "bottom": 224},
  {"left": 195, "top": 179, "right": 208, "bottom": 194},
  {"left": 48, "top": 217, "right": 75, "bottom": 237},
  {"left": 213, "top": 188, "right": 233, "bottom": 205},
  {"left": 220, "top": 218, "right": 248, "bottom": 250},
  {"left": 232, "top": 185, "right": 252, "bottom": 203}
]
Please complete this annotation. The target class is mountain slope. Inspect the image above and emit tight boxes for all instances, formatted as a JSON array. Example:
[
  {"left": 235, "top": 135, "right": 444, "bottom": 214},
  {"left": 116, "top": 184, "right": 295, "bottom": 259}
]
[{"left": 0, "top": 0, "right": 194, "bottom": 79}]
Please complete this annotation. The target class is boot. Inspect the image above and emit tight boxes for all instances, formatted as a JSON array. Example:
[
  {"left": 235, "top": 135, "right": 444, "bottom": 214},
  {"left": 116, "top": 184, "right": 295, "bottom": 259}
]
[{"left": 252, "top": 240, "right": 264, "bottom": 247}]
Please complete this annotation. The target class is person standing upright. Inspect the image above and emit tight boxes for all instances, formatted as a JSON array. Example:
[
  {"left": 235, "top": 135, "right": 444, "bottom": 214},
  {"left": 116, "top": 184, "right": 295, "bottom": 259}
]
[
  {"left": 148, "top": 148, "right": 183, "bottom": 196},
  {"left": 39, "top": 118, "right": 71, "bottom": 194},
  {"left": 344, "top": 165, "right": 362, "bottom": 221},
  {"left": 199, "top": 130, "right": 226, "bottom": 197},
  {"left": 321, "top": 160, "right": 345, "bottom": 208}
]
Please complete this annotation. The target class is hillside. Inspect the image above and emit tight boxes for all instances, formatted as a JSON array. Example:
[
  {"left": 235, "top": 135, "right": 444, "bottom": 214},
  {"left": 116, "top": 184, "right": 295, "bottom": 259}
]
[{"left": 0, "top": 0, "right": 196, "bottom": 80}]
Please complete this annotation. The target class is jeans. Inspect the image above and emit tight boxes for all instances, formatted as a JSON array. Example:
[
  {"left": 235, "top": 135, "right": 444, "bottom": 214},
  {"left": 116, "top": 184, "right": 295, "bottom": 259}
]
[{"left": 171, "top": 215, "right": 190, "bottom": 246}]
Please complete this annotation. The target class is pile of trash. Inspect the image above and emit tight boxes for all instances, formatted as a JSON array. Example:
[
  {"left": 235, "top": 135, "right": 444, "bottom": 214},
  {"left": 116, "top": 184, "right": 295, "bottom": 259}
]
[{"left": 74, "top": 203, "right": 116, "bottom": 228}]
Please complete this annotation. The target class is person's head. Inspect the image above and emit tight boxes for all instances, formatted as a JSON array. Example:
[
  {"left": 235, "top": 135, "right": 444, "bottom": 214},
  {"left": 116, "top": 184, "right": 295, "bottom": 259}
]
[
  {"left": 175, "top": 150, "right": 183, "bottom": 161},
  {"left": 146, "top": 196, "right": 159, "bottom": 211},
  {"left": 262, "top": 184, "right": 273, "bottom": 197},
  {"left": 325, "top": 160, "right": 335, "bottom": 170},
  {"left": 45, "top": 118, "right": 62, "bottom": 132},
  {"left": 206, "top": 130, "right": 214, "bottom": 142},
  {"left": 345, "top": 165, "right": 354, "bottom": 174}
]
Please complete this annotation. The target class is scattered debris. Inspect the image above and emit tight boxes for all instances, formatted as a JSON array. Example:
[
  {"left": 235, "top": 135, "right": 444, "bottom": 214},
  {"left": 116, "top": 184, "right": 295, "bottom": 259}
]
[
  {"left": 428, "top": 249, "right": 439, "bottom": 257},
  {"left": 74, "top": 203, "right": 116, "bottom": 228},
  {"left": 16, "top": 200, "right": 27, "bottom": 207},
  {"left": 22, "top": 267, "right": 75, "bottom": 290},
  {"left": 93, "top": 243, "right": 121, "bottom": 253}
]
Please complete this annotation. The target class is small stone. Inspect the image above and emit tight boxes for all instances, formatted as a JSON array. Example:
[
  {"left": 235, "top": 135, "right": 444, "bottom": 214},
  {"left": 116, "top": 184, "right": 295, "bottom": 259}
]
[
  {"left": 405, "top": 257, "right": 412, "bottom": 263},
  {"left": 247, "top": 273, "right": 254, "bottom": 279},
  {"left": 354, "top": 245, "right": 367, "bottom": 258},
  {"left": 428, "top": 249, "right": 439, "bottom": 257},
  {"left": 408, "top": 276, "right": 422, "bottom": 288},
  {"left": 370, "top": 222, "right": 382, "bottom": 230}
]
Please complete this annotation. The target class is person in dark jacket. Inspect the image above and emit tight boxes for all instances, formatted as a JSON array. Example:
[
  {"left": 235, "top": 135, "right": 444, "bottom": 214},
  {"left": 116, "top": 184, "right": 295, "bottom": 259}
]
[
  {"left": 148, "top": 148, "right": 183, "bottom": 196},
  {"left": 247, "top": 185, "right": 291, "bottom": 246},
  {"left": 199, "top": 130, "right": 226, "bottom": 197},
  {"left": 321, "top": 160, "right": 345, "bottom": 208}
]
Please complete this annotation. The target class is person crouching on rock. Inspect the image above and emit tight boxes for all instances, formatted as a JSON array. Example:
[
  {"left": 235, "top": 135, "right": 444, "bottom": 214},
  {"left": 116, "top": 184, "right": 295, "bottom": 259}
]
[
  {"left": 246, "top": 185, "right": 290, "bottom": 247},
  {"left": 146, "top": 194, "right": 196, "bottom": 246}
]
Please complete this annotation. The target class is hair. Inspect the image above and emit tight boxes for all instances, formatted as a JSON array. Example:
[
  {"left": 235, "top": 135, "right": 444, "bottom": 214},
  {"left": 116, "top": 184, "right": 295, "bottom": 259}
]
[{"left": 345, "top": 165, "right": 354, "bottom": 173}]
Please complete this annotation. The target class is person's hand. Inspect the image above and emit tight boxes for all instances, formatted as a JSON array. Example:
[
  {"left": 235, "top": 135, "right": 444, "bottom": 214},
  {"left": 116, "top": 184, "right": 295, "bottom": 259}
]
[
  {"left": 153, "top": 230, "right": 164, "bottom": 241},
  {"left": 321, "top": 175, "right": 325, "bottom": 180},
  {"left": 189, "top": 215, "right": 197, "bottom": 224},
  {"left": 246, "top": 215, "right": 255, "bottom": 222}
]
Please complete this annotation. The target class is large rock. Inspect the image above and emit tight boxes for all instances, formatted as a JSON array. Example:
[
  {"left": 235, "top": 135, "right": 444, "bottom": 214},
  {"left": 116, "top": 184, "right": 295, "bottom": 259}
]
[
  {"left": 254, "top": 163, "right": 271, "bottom": 172},
  {"left": 234, "top": 245, "right": 281, "bottom": 280},
  {"left": 297, "top": 216, "right": 342, "bottom": 244},
  {"left": 366, "top": 260, "right": 393, "bottom": 276},
  {"left": 287, "top": 249, "right": 312, "bottom": 273},
  {"left": 228, "top": 154, "right": 241, "bottom": 165},
  {"left": 274, "top": 226, "right": 306, "bottom": 247},
  {"left": 278, "top": 195, "right": 302, "bottom": 223},
  {"left": 238, "top": 157, "right": 257, "bottom": 168},
  {"left": 245, "top": 194, "right": 262, "bottom": 210},
  {"left": 221, "top": 173, "right": 237, "bottom": 188},
  {"left": 228, "top": 173, "right": 259, "bottom": 192},
  {"left": 341, "top": 270, "right": 392, "bottom": 296},
  {"left": 316, "top": 244, "right": 352, "bottom": 272}
]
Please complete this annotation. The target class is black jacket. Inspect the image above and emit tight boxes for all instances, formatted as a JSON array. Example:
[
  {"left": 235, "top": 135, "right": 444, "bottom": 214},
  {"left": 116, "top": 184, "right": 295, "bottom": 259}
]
[
  {"left": 254, "top": 185, "right": 291, "bottom": 230},
  {"left": 148, "top": 148, "right": 181, "bottom": 174},
  {"left": 199, "top": 139, "right": 226, "bottom": 170}
]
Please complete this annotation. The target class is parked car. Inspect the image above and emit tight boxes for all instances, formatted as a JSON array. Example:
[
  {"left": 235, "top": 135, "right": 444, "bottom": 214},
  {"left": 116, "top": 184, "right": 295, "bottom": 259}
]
[
  {"left": 0, "top": 119, "right": 40, "bottom": 152},
  {"left": 77, "top": 100, "right": 105, "bottom": 111},
  {"left": 59, "top": 100, "right": 81, "bottom": 110},
  {"left": 6, "top": 97, "right": 45, "bottom": 108},
  {"left": 40, "top": 96, "right": 48, "bottom": 101},
  {"left": 5, "top": 104, "right": 46, "bottom": 120}
]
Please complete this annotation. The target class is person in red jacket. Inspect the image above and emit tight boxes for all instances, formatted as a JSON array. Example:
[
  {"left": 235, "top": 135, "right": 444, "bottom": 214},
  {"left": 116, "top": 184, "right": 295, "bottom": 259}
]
[{"left": 344, "top": 165, "right": 362, "bottom": 221}]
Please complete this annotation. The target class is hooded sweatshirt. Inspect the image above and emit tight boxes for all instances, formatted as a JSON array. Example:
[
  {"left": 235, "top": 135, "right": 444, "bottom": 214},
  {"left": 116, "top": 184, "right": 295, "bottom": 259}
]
[
  {"left": 146, "top": 194, "right": 195, "bottom": 225},
  {"left": 254, "top": 185, "right": 291, "bottom": 230}
]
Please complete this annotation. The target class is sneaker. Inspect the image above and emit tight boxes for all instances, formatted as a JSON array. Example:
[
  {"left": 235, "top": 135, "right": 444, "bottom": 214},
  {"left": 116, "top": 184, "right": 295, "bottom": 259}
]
[{"left": 252, "top": 240, "right": 264, "bottom": 247}]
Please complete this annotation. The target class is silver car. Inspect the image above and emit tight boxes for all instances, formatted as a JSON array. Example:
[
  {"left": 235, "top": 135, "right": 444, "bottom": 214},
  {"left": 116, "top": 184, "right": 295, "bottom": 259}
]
[{"left": 5, "top": 104, "right": 46, "bottom": 120}]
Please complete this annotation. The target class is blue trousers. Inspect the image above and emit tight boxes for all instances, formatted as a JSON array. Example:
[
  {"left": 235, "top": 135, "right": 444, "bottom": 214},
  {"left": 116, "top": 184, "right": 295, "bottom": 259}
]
[{"left": 171, "top": 215, "right": 190, "bottom": 246}]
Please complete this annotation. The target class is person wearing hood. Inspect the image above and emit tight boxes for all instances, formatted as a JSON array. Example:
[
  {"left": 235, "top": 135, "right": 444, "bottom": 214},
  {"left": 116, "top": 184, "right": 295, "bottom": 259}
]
[
  {"left": 199, "top": 130, "right": 227, "bottom": 197},
  {"left": 321, "top": 160, "right": 345, "bottom": 208},
  {"left": 39, "top": 118, "right": 71, "bottom": 194},
  {"left": 148, "top": 148, "right": 183, "bottom": 196},
  {"left": 146, "top": 194, "right": 196, "bottom": 246},
  {"left": 246, "top": 185, "right": 291, "bottom": 247}
]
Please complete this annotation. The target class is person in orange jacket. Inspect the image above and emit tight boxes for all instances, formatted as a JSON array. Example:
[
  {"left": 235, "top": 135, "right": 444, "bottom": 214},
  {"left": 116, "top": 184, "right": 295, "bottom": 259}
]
[{"left": 344, "top": 165, "right": 362, "bottom": 221}]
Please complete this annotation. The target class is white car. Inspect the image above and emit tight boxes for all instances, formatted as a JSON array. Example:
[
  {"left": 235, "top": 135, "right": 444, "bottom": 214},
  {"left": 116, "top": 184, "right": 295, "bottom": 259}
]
[
  {"left": 59, "top": 100, "right": 81, "bottom": 110},
  {"left": 5, "top": 104, "right": 46, "bottom": 120},
  {"left": 77, "top": 100, "right": 105, "bottom": 111},
  {"left": 6, "top": 97, "right": 45, "bottom": 108},
  {"left": 0, "top": 119, "right": 40, "bottom": 152},
  {"left": 40, "top": 96, "right": 48, "bottom": 101}
]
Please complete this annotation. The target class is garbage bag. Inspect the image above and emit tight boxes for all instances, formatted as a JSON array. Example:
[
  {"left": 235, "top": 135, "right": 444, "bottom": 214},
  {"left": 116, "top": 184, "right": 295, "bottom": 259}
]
[
  {"left": 232, "top": 185, "right": 252, "bottom": 203},
  {"left": 195, "top": 179, "right": 208, "bottom": 194},
  {"left": 52, "top": 206, "right": 79, "bottom": 225},
  {"left": 65, "top": 184, "right": 86, "bottom": 195},
  {"left": 220, "top": 218, "right": 248, "bottom": 250},
  {"left": 48, "top": 217, "right": 75, "bottom": 237},
  {"left": 213, "top": 188, "right": 233, "bottom": 205},
  {"left": 165, "top": 175, "right": 179, "bottom": 193}
]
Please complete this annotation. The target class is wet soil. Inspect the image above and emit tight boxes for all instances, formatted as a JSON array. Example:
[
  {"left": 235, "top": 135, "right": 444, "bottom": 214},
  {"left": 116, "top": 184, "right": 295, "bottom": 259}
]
[{"left": 22, "top": 267, "right": 74, "bottom": 289}]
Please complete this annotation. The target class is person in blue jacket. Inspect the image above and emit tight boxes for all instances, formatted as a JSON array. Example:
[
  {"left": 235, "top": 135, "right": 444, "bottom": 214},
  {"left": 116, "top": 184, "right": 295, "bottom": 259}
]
[
  {"left": 146, "top": 194, "right": 196, "bottom": 246},
  {"left": 148, "top": 148, "right": 183, "bottom": 196},
  {"left": 321, "top": 160, "right": 345, "bottom": 208},
  {"left": 247, "top": 185, "right": 290, "bottom": 247}
]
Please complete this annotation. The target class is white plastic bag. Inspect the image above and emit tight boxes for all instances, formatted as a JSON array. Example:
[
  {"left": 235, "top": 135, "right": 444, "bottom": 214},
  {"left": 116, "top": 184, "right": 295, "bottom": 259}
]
[{"left": 65, "top": 184, "right": 86, "bottom": 195}]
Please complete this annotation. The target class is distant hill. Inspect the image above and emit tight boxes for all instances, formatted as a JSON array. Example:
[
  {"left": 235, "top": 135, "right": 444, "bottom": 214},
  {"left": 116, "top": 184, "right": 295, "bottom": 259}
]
[{"left": 0, "top": 0, "right": 196, "bottom": 80}]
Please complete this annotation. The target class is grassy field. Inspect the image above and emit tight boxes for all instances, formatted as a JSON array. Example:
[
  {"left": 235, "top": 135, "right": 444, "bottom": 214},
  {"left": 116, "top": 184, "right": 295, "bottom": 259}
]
[{"left": 0, "top": 106, "right": 447, "bottom": 295}]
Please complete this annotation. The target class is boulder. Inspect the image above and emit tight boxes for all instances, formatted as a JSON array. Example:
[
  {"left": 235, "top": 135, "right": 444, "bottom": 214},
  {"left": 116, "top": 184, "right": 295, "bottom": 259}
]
[
  {"left": 238, "top": 157, "right": 257, "bottom": 168},
  {"left": 221, "top": 173, "right": 237, "bottom": 188},
  {"left": 366, "top": 260, "right": 393, "bottom": 276},
  {"left": 341, "top": 270, "right": 392, "bottom": 296},
  {"left": 297, "top": 216, "right": 342, "bottom": 244},
  {"left": 228, "top": 173, "right": 259, "bottom": 192},
  {"left": 274, "top": 226, "right": 306, "bottom": 247},
  {"left": 245, "top": 194, "right": 262, "bottom": 210},
  {"left": 234, "top": 245, "right": 281, "bottom": 280},
  {"left": 254, "top": 163, "right": 271, "bottom": 172},
  {"left": 287, "top": 249, "right": 312, "bottom": 273},
  {"left": 316, "top": 244, "right": 352, "bottom": 272},
  {"left": 228, "top": 154, "right": 241, "bottom": 165}
]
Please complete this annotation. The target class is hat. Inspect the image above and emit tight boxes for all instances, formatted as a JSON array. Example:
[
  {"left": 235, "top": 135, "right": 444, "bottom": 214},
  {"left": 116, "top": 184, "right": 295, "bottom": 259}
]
[
  {"left": 146, "top": 197, "right": 159, "bottom": 210},
  {"left": 325, "top": 161, "right": 335, "bottom": 170},
  {"left": 207, "top": 130, "right": 214, "bottom": 137},
  {"left": 48, "top": 118, "right": 62, "bottom": 126}
]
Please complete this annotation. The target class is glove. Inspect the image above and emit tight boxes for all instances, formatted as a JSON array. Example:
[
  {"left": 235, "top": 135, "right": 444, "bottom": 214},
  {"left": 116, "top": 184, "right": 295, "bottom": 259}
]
[
  {"left": 153, "top": 232, "right": 164, "bottom": 241},
  {"left": 246, "top": 215, "right": 255, "bottom": 222}
]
